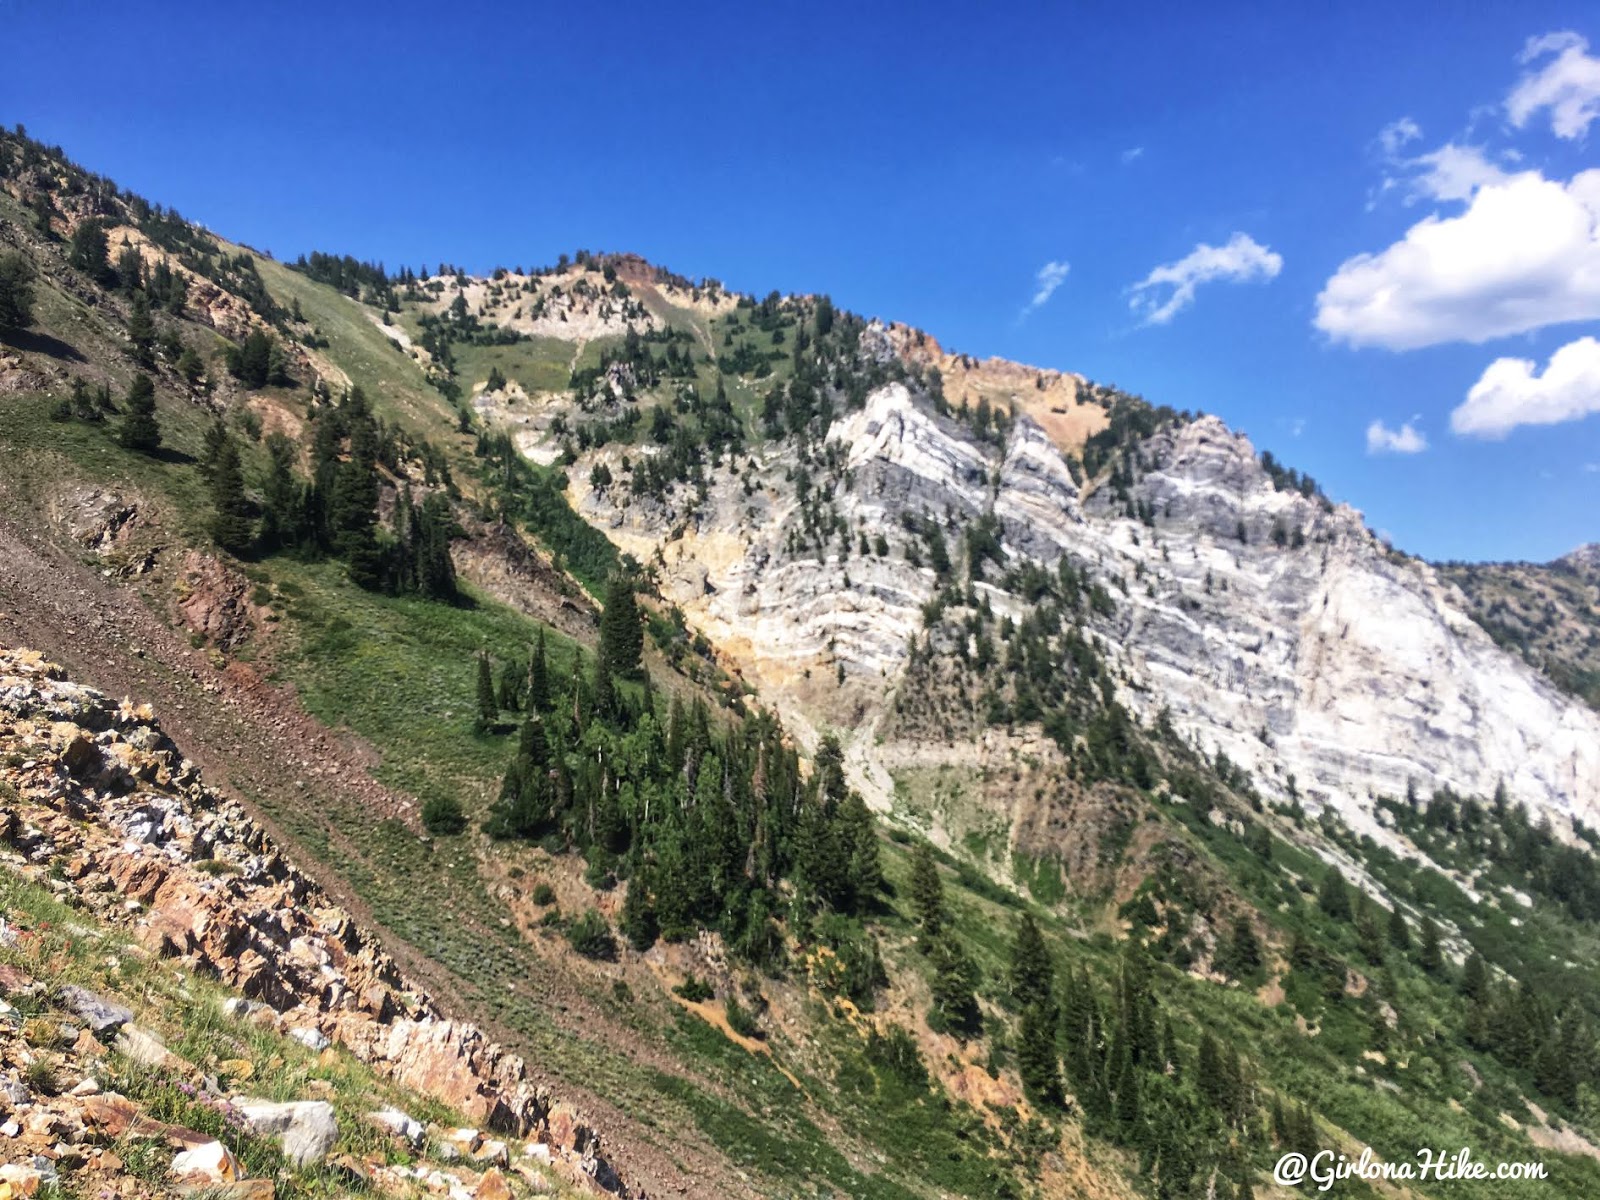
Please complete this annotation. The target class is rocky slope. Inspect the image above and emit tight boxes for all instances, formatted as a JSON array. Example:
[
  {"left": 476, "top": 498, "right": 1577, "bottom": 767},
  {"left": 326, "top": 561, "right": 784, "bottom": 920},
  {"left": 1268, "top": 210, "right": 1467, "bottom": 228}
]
[
  {"left": 0, "top": 645, "right": 627, "bottom": 1197},
  {"left": 1441, "top": 544, "right": 1600, "bottom": 714},
  {"left": 564, "top": 378, "right": 1600, "bottom": 847}
]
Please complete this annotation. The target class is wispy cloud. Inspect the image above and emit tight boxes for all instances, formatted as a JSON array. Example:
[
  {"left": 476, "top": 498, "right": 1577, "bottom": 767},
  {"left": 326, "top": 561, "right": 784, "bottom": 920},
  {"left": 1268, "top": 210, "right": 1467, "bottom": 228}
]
[
  {"left": 1378, "top": 117, "right": 1422, "bottom": 157},
  {"left": 1128, "top": 233, "right": 1282, "bottom": 325},
  {"left": 1120, "top": 146, "right": 1145, "bottom": 165},
  {"left": 1020, "top": 260, "right": 1070, "bottom": 319},
  {"left": 1508, "top": 31, "right": 1600, "bottom": 139},
  {"left": 1366, "top": 418, "right": 1428, "bottom": 454},
  {"left": 1369, "top": 118, "right": 1509, "bottom": 208}
]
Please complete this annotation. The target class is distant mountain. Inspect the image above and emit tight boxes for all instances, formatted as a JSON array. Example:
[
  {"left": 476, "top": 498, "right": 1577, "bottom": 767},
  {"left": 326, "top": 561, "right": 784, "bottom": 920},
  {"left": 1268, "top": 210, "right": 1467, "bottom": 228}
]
[{"left": 5, "top": 125, "right": 1600, "bottom": 1199}]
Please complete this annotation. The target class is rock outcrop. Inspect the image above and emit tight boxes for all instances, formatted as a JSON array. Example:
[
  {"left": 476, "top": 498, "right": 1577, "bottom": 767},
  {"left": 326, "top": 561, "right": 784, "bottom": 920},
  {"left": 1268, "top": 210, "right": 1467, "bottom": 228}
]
[
  {"left": 565, "top": 383, "right": 1600, "bottom": 843},
  {"left": 0, "top": 645, "right": 630, "bottom": 1195}
]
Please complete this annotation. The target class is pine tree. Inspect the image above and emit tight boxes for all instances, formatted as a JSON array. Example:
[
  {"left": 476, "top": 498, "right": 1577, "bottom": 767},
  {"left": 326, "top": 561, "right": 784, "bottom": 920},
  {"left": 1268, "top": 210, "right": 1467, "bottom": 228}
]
[
  {"left": 1010, "top": 913, "right": 1054, "bottom": 1009},
  {"left": 330, "top": 413, "right": 383, "bottom": 588},
  {"left": 527, "top": 629, "right": 551, "bottom": 712},
  {"left": 1017, "top": 1000, "right": 1062, "bottom": 1106},
  {"left": 67, "top": 218, "right": 111, "bottom": 284},
  {"left": 621, "top": 870, "right": 659, "bottom": 950},
  {"left": 118, "top": 374, "right": 161, "bottom": 453},
  {"left": 127, "top": 292, "right": 155, "bottom": 366},
  {"left": 1356, "top": 906, "right": 1386, "bottom": 963},
  {"left": 909, "top": 842, "right": 946, "bottom": 944},
  {"left": 1114, "top": 1052, "right": 1141, "bottom": 1135},
  {"left": 208, "top": 437, "right": 253, "bottom": 553},
  {"left": 414, "top": 494, "right": 457, "bottom": 600},
  {"left": 258, "top": 432, "right": 301, "bottom": 551},
  {"left": 1461, "top": 950, "right": 1489, "bottom": 1001},
  {"left": 1318, "top": 868, "right": 1352, "bottom": 921},
  {"left": 1226, "top": 913, "right": 1263, "bottom": 977},
  {"left": 230, "top": 328, "right": 275, "bottom": 388},
  {"left": 484, "top": 716, "right": 553, "bottom": 837},
  {"left": 598, "top": 575, "right": 644, "bottom": 679},
  {"left": 1387, "top": 904, "right": 1410, "bottom": 950},
  {"left": 926, "top": 934, "right": 981, "bottom": 1038},
  {"left": 475, "top": 653, "right": 498, "bottom": 732},
  {"left": 1418, "top": 916, "right": 1444, "bottom": 976},
  {"left": 0, "top": 252, "right": 35, "bottom": 332},
  {"left": 839, "top": 791, "right": 884, "bottom": 910}
]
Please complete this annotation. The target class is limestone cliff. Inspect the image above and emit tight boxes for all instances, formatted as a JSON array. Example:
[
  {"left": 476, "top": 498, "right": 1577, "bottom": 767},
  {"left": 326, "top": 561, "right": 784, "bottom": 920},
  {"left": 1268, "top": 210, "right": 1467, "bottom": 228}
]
[{"left": 559, "top": 381, "right": 1600, "bottom": 843}]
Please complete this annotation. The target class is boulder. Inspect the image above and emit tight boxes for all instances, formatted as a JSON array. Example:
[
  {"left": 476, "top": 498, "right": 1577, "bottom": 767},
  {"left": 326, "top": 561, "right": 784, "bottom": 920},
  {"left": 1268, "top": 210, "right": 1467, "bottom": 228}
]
[
  {"left": 288, "top": 1026, "right": 329, "bottom": 1052},
  {"left": 234, "top": 1098, "right": 338, "bottom": 1167},
  {"left": 170, "top": 1140, "right": 240, "bottom": 1183},
  {"left": 367, "top": 1108, "right": 424, "bottom": 1147},
  {"left": 55, "top": 985, "right": 134, "bottom": 1033},
  {"left": 114, "top": 1023, "right": 187, "bottom": 1072}
]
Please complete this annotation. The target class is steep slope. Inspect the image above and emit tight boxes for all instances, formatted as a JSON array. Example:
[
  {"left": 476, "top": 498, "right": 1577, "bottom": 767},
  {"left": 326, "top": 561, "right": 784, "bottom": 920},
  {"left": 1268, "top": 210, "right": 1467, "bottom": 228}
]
[
  {"left": 7, "top": 127, "right": 1600, "bottom": 1200},
  {"left": 558, "top": 372, "right": 1600, "bottom": 843},
  {"left": 0, "top": 644, "right": 613, "bottom": 1197},
  {"left": 1441, "top": 545, "right": 1600, "bottom": 712}
]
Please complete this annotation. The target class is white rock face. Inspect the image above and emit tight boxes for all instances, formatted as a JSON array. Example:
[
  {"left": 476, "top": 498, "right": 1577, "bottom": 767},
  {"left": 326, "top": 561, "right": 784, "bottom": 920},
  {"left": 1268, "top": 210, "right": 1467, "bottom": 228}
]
[
  {"left": 566, "top": 384, "right": 1600, "bottom": 833},
  {"left": 236, "top": 1098, "right": 339, "bottom": 1167}
]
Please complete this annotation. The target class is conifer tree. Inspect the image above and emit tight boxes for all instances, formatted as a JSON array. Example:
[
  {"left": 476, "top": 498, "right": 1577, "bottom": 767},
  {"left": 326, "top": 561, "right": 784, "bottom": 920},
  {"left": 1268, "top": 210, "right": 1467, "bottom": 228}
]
[
  {"left": 208, "top": 437, "right": 253, "bottom": 553},
  {"left": 67, "top": 218, "right": 111, "bottom": 284},
  {"left": 599, "top": 574, "right": 644, "bottom": 679},
  {"left": 475, "top": 653, "right": 498, "bottom": 733},
  {"left": 258, "top": 432, "right": 301, "bottom": 551},
  {"left": 330, "top": 412, "right": 383, "bottom": 588},
  {"left": 1461, "top": 950, "right": 1489, "bottom": 1001},
  {"left": 484, "top": 716, "right": 553, "bottom": 837},
  {"left": 118, "top": 373, "right": 161, "bottom": 453},
  {"left": 838, "top": 791, "right": 884, "bottom": 909},
  {"left": 527, "top": 629, "right": 551, "bottom": 712},
  {"left": 1010, "top": 913, "right": 1053, "bottom": 1010},
  {"left": 127, "top": 292, "right": 155, "bottom": 366},
  {"left": 1017, "top": 999, "right": 1062, "bottom": 1105},
  {"left": 622, "top": 869, "right": 659, "bottom": 951},
  {"left": 1418, "top": 916, "right": 1444, "bottom": 976},
  {"left": 1226, "top": 913, "right": 1263, "bottom": 977},
  {"left": 909, "top": 842, "right": 946, "bottom": 944},
  {"left": 1317, "top": 868, "right": 1352, "bottom": 921},
  {"left": 926, "top": 934, "right": 981, "bottom": 1038},
  {"left": 414, "top": 494, "right": 457, "bottom": 601},
  {"left": 1387, "top": 903, "right": 1411, "bottom": 950},
  {"left": 0, "top": 252, "right": 34, "bottom": 332}
]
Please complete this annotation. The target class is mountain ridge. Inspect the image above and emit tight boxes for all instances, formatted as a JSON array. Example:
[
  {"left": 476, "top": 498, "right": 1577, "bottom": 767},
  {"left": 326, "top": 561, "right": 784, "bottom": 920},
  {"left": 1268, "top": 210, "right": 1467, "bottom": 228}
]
[{"left": 5, "top": 124, "right": 1600, "bottom": 1200}]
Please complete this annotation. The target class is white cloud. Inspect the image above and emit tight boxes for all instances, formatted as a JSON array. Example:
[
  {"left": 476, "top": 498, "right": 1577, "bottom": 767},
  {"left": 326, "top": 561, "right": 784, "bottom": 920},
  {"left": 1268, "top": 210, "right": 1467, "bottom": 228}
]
[
  {"left": 1402, "top": 143, "right": 1509, "bottom": 203},
  {"left": 1315, "top": 168, "right": 1600, "bottom": 349},
  {"left": 1508, "top": 31, "right": 1600, "bottom": 139},
  {"left": 1120, "top": 146, "right": 1145, "bottom": 165},
  {"left": 1366, "top": 419, "right": 1429, "bottom": 454},
  {"left": 1128, "top": 233, "right": 1282, "bottom": 325},
  {"left": 1020, "top": 260, "right": 1070, "bottom": 317},
  {"left": 1378, "top": 117, "right": 1422, "bottom": 157},
  {"left": 1451, "top": 335, "right": 1600, "bottom": 439}
]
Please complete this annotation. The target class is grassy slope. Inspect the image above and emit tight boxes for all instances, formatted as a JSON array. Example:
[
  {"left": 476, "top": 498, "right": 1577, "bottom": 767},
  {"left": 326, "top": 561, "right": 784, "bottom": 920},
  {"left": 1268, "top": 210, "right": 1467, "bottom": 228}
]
[
  {"left": 334, "top": 278, "right": 1600, "bottom": 1200},
  {"left": 6, "top": 179, "right": 1599, "bottom": 1195}
]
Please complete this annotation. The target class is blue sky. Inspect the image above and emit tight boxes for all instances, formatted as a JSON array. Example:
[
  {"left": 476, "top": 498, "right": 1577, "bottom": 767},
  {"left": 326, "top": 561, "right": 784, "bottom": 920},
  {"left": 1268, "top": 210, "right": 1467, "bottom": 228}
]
[{"left": 5, "top": 1, "right": 1599, "bottom": 562}]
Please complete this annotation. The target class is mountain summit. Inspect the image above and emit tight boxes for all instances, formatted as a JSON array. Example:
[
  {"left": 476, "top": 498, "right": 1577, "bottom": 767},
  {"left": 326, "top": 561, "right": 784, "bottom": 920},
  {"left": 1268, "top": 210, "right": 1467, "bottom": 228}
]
[{"left": 3, "top": 127, "right": 1600, "bottom": 1199}]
